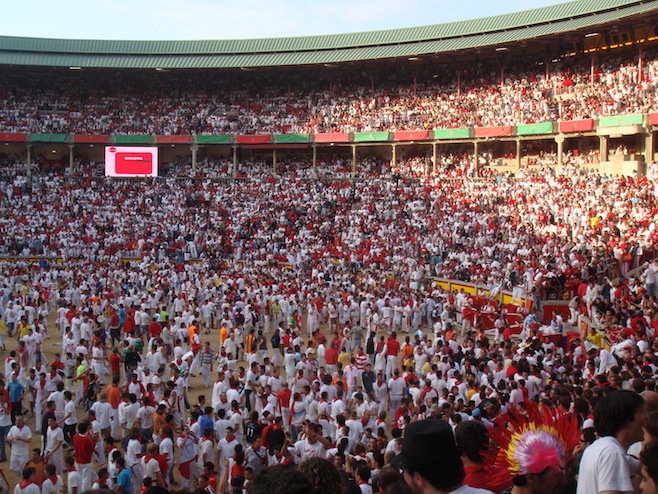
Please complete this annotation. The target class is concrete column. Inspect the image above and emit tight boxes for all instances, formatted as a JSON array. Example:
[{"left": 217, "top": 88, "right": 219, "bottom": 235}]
[
  {"left": 69, "top": 144, "right": 74, "bottom": 179},
  {"left": 599, "top": 135, "right": 609, "bottom": 162},
  {"left": 352, "top": 145, "right": 357, "bottom": 178},
  {"left": 646, "top": 132, "right": 655, "bottom": 164},
  {"left": 432, "top": 143, "right": 437, "bottom": 174},
  {"left": 473, "top": 141, "right": 479, "bottom": 170},
  {"left": 516, "top": 140, "right": 522, "bottom": 168},
  {"left": 312, "top": 145, "right": 317, "bottom": 178},
  {"left": 26, "top": 144, "right": 32, "bottom": 179},
  {"left": 391, "top": 144, "right": 397, "bottom": 171},
  {"left": 555, "top": 136, "right": 565, "bottom": 167},
  {"left": 273, "top": 149, "right": 277, "bottom": 176},
  {"left": 232, "top": 145, "right": 238, "bottom": 178},
  {"left": 190, "top": 144, "right": 198, "bottom": 175}
]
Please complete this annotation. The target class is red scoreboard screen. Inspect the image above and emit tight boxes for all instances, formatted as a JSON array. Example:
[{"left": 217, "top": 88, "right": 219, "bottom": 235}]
[{"left": 105, "top": 146, "right": 158, "bottom": 177}]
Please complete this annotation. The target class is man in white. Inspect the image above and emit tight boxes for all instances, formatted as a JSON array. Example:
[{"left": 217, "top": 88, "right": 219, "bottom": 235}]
[
  {"left": 44, "top": 417, "right": 65, "bottom": 475},
  {"left": 6, "top": 415, "right": 31, "bottom": 476},
  {"left": 577, "top": 390, "right": 646, "bottom": 494},
  {"left": 91, "top": 392, "right": 113, "bottom": 440},
  {"left": 287, "top": 422, "right": 330, "bottom": 463},
  {"left": 216, "top": 427, "right": 239, "bottom": 477}
]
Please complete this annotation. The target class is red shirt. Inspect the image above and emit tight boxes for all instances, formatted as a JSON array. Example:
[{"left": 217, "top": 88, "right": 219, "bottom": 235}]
[
  {"left": 387, "top": 338, "right": 400, "bottom": 356},
  {"left": 148, "top": 322, "right": 162, "bottom": 339},
  {"left": 73, "top": 433, "right": 95, "bottom": 464},
  {"left": 276, "top": 388, "right": 292, "bottom": 410},
  {"left": 325, "top": 347, "right": 338, "bottom": 365},
  {"left": 109, "top": 353, "right": 121, "bottom": 375}
]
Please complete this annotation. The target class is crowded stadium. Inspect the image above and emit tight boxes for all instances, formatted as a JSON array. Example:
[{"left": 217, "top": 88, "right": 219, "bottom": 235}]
[{"left": 3, "top": 0, "right": 658, "bottom": 493}]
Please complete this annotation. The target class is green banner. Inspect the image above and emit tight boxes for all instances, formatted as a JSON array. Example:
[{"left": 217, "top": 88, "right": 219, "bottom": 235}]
[
  {"left": 195, "top": 135, "right": 231, "bottom": 144},
  {"left": 516, "top": 122, "right": 555, "bottom": 135},
  {"left": 31, "top": 134, "right": 68, "bottom": 143},
  {"left": 353, "top": 132, "right": 390, "bottom": 142},
  {"left": 433, "top": 128, "right": 471, "bottom": 139},
  {"left": 115, "top": 135, "right": 151, "bottom": 144},
  {"left": 598, "top": 114, "right": 644, "bottom": 127},
  {"left": 274, "top": 134, "right": 310, "bottom": 144}
]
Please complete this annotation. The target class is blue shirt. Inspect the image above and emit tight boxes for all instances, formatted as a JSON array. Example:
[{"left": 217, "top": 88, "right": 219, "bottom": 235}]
[
  {"left": 199, "top": 416, "right": 214, "bottom": 434},
  {"left": 116, "top": 468, "right": 132, "bottom": 493},
  {"left": 7, "top": 381, "right": 25, "bottom": 403}
]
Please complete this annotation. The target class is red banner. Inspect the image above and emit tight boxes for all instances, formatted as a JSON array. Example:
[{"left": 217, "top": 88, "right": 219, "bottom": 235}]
[
  {"left": 474, "top": 126, "right": 513, "bottom": 137},
  {"left": 156, "top": 135, "right": 191, "bottom": 144},
  {"left": 236, "top": 135, "right": 270, "bottom": 144},
  {"left": 559, "top": 119, "right": 595, "bottom": 133},
  {"left": 74, "top": 134, "right": 110, "bottom": 144},
  {"left": 650, "top": 113, "right": 658, "bottom": 126},
  {"left": 394, "top": 130, "right": 430, "bottom": 141},
  {"left": 0, "top": 133, "right": 26, "bottom": 142},
  {"left": 314, "top": 133, "right": 350, "bottom": 143}
]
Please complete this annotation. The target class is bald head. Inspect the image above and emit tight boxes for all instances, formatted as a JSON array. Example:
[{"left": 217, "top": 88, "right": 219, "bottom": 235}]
[{"left": 641, "top": 390, "right": 658, "bottom": 413}]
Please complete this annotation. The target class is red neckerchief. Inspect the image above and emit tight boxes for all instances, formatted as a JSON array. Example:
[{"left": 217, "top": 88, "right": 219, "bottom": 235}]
[
  {"left": 19, "top": 480, "right": 33, "bottom": 489},
  {"left": 48, "top": 475, "right": 58, "bottom": 484}
]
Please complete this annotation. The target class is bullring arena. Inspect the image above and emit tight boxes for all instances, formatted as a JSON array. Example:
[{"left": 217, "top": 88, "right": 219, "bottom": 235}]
[{"left": 2, "top": 1, "right": 658, "bottom": 493}]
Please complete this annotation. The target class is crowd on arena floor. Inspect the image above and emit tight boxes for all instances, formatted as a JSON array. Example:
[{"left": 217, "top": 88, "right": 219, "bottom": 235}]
[
  {"left": 0, "top": 154, "right": 656, "bottom": 494},
  {"left": 1, "top": 50, "right": 658, "bottom": 135}
]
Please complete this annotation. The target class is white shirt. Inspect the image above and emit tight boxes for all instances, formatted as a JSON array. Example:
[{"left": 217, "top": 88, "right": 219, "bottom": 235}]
[
  {"left": 90, "top": 401, "right": 112, "bottom": 429},
  {"left": 289, "top": 438, "right": 326, "bottom": 463},
  {"left": 7, "top": 424, "right": 31, "bottom": 458},
  {"left": 577, "top": 436, "right": 634, "bottom": 494},
  {"left": 41, "top": 475, "right": 63, "bottom": 494}
]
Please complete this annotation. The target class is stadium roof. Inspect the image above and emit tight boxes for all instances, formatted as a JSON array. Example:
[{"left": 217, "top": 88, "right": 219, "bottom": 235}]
[{"left": 0, "top": 0, "right": 656, "bottom": 69}]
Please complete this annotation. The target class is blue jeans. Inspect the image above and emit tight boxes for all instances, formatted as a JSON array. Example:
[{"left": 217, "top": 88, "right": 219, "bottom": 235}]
[{"left": 0, "top": 425, "right": 9, "bottom": 461}]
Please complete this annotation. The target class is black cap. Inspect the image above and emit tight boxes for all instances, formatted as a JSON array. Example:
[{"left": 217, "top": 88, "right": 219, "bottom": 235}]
[{"left": 390, "top": 418, "right": 460, "bottom": 469}]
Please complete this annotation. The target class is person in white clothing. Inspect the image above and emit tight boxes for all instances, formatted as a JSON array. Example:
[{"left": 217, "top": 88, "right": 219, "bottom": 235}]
[
  {"left": 7, "top": 416, "right": 31, "bottom": 476},
  {"left": 41, "top": 464, "right": 63, "bottom": 494},
  {"left": 287, "top": 422, "right": 330, "bottom": 463},
  {"left": 577, "top": 390, "right": 646, "bottom": 494},
  {"left": 13, "top": 466, "right": 41, "bottom": 494},
  {"left": 44, "top": 417, "right": 65, "bottom": 475}
]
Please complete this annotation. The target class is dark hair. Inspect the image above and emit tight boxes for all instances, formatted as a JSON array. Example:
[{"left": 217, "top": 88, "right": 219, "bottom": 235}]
[
  {"left": 581, "top": 427, "right": 596, "bottom": 445},
  {"left": 297, "top": 458, "right": 344, "bottom": 494},
  {"left": 454, "top": 420, "right": 488, "bottom": 464},
  {"left": 645, "top": 411, "right": 658, "bottom": 440},
  {"left": 247, "top": 465, "right": 311, "bottom": 494},
  {"left": 593, "top": 390, "right": 644, "bottom": 437},
  {"left": 642, "top": 440, "right": 658, "bottom": 485},
  {"left": 406, "top": 456, "right": 465, "bottom": 492}
]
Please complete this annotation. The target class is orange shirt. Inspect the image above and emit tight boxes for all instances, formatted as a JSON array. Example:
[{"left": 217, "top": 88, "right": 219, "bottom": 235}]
[
  {"left": 188, "top": 325, "right": 198, "bottom": 342},
  {"left": 245, "top": 333, "right": 255, "bottom": 354},
  {"left": 153, "top": 410, "right": 166, "bottom": 433},
  {"left": 106, "top": 384, "right": 121, "bottom": 409},
  {"left": 219, "top": 326, "right": 229, "bottom": 344}
]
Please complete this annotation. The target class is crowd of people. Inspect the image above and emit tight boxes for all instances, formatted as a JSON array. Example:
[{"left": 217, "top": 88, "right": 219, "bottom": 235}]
[
  {"left": 0, "top": 49, "right": 657, "bottom": 135},
  {"left": 2, "top": 38, "right": 658, "bottom": 494},
  {"left": 0, "top": 152, "right": 654, "bottom": 494}
]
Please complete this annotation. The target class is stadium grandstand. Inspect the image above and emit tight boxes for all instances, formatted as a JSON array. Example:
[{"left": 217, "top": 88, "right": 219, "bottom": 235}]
[
  {"left": 0, "top": 0, "right": 658, "bottom": 178},
  {"left": 2, "top": 1, "right": 658, "bottom": 493}
]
